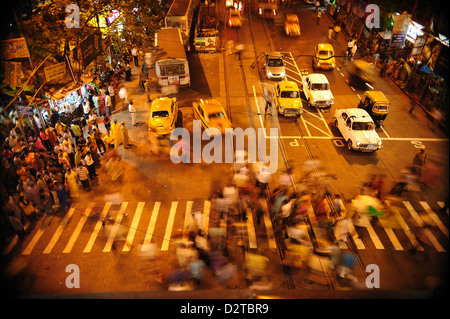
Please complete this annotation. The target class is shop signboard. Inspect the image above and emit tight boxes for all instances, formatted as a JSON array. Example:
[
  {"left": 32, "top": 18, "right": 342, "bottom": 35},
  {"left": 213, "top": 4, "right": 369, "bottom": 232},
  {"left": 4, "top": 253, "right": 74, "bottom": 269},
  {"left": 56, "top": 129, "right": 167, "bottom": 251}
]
[
  {"left": 44, "top": 62, "right": 67, "bottom": 82},
  {"left": 390, "top": 13, "right": 410, "bottom": 47},
  {"left": 0, "top": 37, "right": 30, "bottom": 60},
  {"left": 106, "top": 9, "right": 120, "bottom": 27},
  {"left": 1, "top": 61, "right": 23, "bottom": 87},
  {"left": 78, "top": 30, "right": 102, "bottom": 69},
  {"left": 17, "top": 104, "right": 34, "bottom": 116}
]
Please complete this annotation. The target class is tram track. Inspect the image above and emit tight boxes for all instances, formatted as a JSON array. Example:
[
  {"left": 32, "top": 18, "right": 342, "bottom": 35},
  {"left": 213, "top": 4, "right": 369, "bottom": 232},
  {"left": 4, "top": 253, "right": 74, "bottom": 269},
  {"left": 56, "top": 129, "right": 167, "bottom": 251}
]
[
  {"left": 222, "top": 1, "right": 367, "bottom": 290},
  {"left": 246, "top": 7, "right": 367, "bottom": 289},
  {"left": 245, "top": 5, "right": 298, "bottom": 290}
]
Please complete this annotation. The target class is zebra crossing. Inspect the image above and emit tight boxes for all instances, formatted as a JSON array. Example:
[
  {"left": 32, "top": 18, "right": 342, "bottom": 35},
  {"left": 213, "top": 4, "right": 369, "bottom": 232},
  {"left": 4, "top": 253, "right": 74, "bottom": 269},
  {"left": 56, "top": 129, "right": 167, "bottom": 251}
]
[
  {"left": 17, "top": 198, "right": 449, "bottom": 256},
  {"left": 334, "top": 199, "right": 448, "bottom": 253}
]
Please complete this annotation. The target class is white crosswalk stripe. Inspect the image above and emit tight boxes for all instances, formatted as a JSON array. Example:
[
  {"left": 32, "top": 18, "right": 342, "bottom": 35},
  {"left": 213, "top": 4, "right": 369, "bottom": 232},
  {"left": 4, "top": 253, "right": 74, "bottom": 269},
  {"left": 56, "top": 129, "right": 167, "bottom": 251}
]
[{"left": 19, "top": 198, "right": 447, "bottom": 255}]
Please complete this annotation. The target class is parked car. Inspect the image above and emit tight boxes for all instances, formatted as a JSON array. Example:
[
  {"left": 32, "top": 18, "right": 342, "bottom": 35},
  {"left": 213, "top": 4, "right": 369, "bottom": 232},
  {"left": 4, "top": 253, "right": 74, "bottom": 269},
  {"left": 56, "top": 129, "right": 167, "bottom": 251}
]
[
  {"left": 148, "top": 97, "right": 179, "bottom": 136},
  {"left": 274, "top": 81, "right": 303, "bottom": 117},
  {"left": 334, "top": 108, "right": 382, "bottom": 152},
  {"left": 302, "top": 73, "right": 334, "bottom": 111},
  {"left": 264, "top": 52, "right": 286, "bottom": 80},
  {"left": 284, "top": 14, "right": 300, "bottom": 37},
  {"left": 313, "top": 43, "right": 335, "bottom": 70},
  {"left": 192, "top": 99, "right": 232, "bottom": 135}
]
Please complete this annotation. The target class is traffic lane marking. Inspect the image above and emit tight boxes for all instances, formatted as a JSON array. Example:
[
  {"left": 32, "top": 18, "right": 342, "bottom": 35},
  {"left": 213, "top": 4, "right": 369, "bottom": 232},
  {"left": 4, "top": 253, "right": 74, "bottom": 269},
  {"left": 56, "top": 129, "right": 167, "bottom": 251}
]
[{"left": 266, "top": 134, "right": 448, "bottom": 142}]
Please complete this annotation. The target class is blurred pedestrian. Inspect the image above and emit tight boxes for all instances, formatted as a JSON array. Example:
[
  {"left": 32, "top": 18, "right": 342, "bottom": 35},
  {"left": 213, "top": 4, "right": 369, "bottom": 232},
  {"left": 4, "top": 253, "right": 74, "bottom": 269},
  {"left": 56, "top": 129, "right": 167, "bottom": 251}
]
[
  {"left": 373, "top": 52, "right": 380, "bottom": 68},
  {"left": 103, "top": 115, "right": 111, "bottom": 132},
  {"left": 84, "top": 151, "right": 97, "bottom": 180},
  {"left": 412, "top": 148, "right": 427, "bottom": 176},
  {"left": 328, "top": 26, "right": 334, "bottom": 40},
  {"left": 148, "top": 125, "right": 160, "bottom": 156},
  {"left": 316, "top": 10, "right": 321, "bottom": 25},
  {"left": 315, "top": 0, "right": 320, "bottom": 13},
  {"left": 128, "top": 100, "right": 137, "bottom": 126},
  {"left": 350, "top": 44, "right": 357, "bottom": 61},
  {"left": 121, "top": 121, "right": 132, "bottom": 149},
  {"left": 119, "top": 86, "right": 128, "bottom": 110},
  {"left": 124, "top": 62, "right": 132, "bottom": 82},
  {"left": 255, "top": 166, "right": 272, "bottom": 196},
  {"left": 108, "top": 82, "right": 116, "bottom": 110},
  {"left": 55, "top": 181, "right": 70, "bottom": 213},
  {"left": 333, "top": 24, "right": 341, "bottom": 40}
]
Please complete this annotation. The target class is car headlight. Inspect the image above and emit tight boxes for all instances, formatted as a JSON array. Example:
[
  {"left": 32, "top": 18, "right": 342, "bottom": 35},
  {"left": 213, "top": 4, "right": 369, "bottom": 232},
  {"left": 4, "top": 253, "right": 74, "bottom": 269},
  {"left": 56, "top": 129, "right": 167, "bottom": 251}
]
[
  {"left": 280, "top": 72, "right": 285, "bottom": 77},
  {"left": 378, "top": 140, "right": 382, "bottom": 146},
  {"left": 356, "top": 141, "right": 361, "bottom": 146},
  {"left": 267, "top": 71, "right": 272, "bottom": 76}
]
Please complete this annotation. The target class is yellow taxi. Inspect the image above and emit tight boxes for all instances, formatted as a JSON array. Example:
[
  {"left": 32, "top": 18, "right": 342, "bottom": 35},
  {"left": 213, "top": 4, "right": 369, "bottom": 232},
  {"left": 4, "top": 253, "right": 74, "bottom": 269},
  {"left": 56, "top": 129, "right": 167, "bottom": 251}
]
[
  {"left": 284, "top": 14, "right": 300, "bottom": 37},
  {"left": 192, "top": 99, "right": 232, "bottom": 134},
  {"left": 148, "top": 97, "right": 178, "bottom": 135},
  {"left": 274, "top": 81, "right": 303, "bottom": 117},
  {"left": 313, "top": 43, "right": 335, "bottom": 70}
]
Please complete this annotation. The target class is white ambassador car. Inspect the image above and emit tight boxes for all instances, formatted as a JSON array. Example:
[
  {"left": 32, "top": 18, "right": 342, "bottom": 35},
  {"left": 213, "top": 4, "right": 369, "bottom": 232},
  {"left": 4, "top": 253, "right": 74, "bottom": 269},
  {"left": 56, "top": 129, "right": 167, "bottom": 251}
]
[
  {"left": 302, "top": 73, "right": 334, "bottom": 111},
  {"left": 334, "top": 108, "right": 382, "bottom": 152}
]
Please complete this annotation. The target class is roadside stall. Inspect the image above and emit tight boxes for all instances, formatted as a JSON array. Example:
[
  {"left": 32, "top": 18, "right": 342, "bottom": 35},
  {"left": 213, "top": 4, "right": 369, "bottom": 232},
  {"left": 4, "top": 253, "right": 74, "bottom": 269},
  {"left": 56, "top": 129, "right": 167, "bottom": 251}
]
[{"left": 44, "top": 78, "right": 95, "bottom": 125}]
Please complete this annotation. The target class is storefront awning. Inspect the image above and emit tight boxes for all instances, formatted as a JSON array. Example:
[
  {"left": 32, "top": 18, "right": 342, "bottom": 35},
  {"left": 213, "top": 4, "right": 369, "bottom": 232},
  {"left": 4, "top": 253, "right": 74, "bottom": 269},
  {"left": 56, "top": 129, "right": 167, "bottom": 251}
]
[
  {"left": 378, "top": 30, "right": 392, "bottom": 40},
  {"left": 44, "top": 76, "right": 94, "bottom": 101}
]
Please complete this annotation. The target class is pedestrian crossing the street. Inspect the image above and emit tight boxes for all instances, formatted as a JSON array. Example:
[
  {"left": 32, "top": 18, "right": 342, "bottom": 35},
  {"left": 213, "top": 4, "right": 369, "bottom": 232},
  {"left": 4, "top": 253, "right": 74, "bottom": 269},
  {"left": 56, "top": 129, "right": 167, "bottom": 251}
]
[{"left": 17, "top": 198, "right": 448, "bottom": 256}]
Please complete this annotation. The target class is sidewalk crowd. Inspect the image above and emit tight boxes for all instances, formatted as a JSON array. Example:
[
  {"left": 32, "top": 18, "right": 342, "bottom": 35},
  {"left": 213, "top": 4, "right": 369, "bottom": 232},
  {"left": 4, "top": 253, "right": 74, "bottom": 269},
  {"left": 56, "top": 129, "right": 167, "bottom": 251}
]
[{"left": 0, "top": 46, "right": 147, "bottom": 253}]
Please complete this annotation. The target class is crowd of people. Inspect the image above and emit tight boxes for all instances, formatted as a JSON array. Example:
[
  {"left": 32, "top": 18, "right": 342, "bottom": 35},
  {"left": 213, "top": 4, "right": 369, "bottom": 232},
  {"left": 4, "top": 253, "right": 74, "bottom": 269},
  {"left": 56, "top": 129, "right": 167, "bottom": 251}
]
[
  {"left": 0, "top": 47, "right": 142, "bottom": 250},
  {"left": 0, "top": 108, "right": 133, "bottom": 242}
]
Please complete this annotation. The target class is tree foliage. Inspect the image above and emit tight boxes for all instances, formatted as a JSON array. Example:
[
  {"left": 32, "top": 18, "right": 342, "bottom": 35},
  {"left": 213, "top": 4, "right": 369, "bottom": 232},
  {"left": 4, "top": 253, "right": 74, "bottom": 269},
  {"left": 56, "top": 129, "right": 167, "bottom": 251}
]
[{"left": 16, "top": 0, "right": 166, "bottom": 64}]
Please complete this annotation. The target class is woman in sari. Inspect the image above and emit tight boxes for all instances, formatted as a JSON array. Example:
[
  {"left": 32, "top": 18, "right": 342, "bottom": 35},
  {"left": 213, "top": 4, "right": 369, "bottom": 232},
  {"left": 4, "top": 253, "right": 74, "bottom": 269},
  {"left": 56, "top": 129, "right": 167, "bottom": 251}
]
[{"left": 64, "top": 167, "right": 79, "bottom": 200}]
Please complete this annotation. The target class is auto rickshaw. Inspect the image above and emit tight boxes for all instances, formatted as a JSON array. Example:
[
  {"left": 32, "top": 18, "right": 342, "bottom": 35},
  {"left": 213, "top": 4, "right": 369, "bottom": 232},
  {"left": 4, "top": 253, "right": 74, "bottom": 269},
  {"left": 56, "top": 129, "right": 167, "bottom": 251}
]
[{"left": 358, "top": 91, "right": 390, "bottom": 127}]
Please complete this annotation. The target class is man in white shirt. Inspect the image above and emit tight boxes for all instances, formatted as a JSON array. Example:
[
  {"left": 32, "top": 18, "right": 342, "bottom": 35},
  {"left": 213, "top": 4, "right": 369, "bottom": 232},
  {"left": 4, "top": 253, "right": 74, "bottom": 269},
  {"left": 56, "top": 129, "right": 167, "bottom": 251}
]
[
  {"left": 83, "top": 99, "right": 91, "bottom": 119},
  {"left": 105, "top": 94, "right": 112, "bottom": 116},
  {"left": 131, "top": 47, "right": 139, "bottom": 66},
  {"left": 128, "top": 100, "right": 137, "bottom": 126}
]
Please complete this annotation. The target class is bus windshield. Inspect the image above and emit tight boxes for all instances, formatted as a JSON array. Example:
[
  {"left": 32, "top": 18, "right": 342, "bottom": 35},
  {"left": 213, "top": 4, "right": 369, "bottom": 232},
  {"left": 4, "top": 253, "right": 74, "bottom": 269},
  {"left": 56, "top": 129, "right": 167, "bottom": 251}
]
[{"left": 160, "top": 63, "right": 185, "bottom": 76}]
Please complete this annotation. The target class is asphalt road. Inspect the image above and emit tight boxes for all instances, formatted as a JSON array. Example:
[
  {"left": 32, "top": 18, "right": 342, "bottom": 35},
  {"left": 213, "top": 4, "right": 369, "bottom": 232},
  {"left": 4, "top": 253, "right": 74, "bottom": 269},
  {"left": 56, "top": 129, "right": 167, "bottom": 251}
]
[{"left": 3, "top": 1, "right": 448, "bottom": 298}]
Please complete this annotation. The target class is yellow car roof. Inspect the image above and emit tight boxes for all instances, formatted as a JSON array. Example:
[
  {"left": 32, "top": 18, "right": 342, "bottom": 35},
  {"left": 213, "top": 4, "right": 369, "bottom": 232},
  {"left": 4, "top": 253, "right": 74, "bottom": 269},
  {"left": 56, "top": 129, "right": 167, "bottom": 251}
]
[
  {"left": 199, "top": 99, "right": 225, "bottom": 113},
  {"left": 278, "top": 81, "right": 299, "bottom": 90},
  {"left": 364, "top": 91, "right": 389, "bottom": 104},
  {"left": 150, "top": 97, "right": 173, "bottom": 111},
  {"left": 317, "top": 43, "right": 334, "bottom": 51}
]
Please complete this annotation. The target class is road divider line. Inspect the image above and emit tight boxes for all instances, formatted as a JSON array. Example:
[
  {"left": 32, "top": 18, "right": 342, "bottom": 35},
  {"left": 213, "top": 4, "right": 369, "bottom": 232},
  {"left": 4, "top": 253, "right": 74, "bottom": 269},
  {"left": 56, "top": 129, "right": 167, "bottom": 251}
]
[
  {"left": 22, "top": 214, "right": 53, "bottom": 255},
  {"left": 161, "top": 201, "right": 178, "bottom": 251},
  {"left": 183, "top": 201, "right": 193, "bottom": 239},
  {"left": 103, "top": 202, "right": 128, "bottom": 252},
  {"left": 63, "top": 203, "right": 94, "bottom": 253},
  {"left": 141, "top": 202, "right": 161, "bottom": 251},
  {"left": 122, "top": 202, "right": 145, "bottom": 252},
  {"left": 43, "top": 205, "right": 77, "bottom": 254},
  {"left": 201, "top": 200, "right": 211, "bottom": 232},
  {"left": 420, "top": 201, "right": 449, "bottom": 238},
  {"left": 403, "top": 201, "right": 445, "bottom": 252}
]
